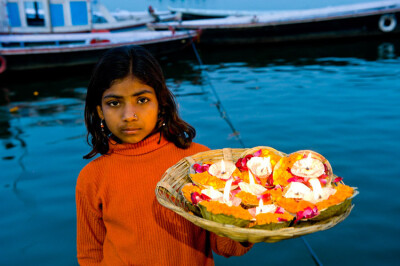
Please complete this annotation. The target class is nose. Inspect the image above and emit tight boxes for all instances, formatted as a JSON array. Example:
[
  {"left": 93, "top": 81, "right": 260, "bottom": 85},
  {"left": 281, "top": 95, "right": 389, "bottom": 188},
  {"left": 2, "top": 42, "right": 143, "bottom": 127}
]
[{"left": 122, "top": 104, "right": 138, "bottom": 121}]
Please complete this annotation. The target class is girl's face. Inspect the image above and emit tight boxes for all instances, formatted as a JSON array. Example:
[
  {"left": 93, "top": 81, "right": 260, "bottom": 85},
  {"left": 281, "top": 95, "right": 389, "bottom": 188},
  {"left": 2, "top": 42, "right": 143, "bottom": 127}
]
[{"left": 97, "top": 76, "right": 159, "bottom": 144}]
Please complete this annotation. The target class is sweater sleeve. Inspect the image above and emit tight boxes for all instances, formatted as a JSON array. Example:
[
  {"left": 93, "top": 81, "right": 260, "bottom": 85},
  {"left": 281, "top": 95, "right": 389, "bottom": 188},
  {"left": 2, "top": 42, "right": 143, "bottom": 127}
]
[
  {"left": 210, "top": 232, "right": 253, "bottom": 258},
  {"left": 76, "top": 167, "right": 106, "bottom": 265}
]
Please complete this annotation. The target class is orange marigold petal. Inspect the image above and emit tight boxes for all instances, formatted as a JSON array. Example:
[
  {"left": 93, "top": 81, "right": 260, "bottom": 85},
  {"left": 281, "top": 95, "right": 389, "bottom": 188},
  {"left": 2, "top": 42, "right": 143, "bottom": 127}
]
[{"left": 190, "top": 172, "right": 226, "bottom": 189}]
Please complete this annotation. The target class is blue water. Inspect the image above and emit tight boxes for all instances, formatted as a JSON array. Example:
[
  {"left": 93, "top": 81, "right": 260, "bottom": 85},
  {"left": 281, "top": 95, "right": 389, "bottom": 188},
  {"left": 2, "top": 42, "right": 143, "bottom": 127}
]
[
  {"left": 1, "top": 0, "right": 400, "bottom": 264},
  {"left": 2, "top": 39, "right": 400, "bottom": 265}
]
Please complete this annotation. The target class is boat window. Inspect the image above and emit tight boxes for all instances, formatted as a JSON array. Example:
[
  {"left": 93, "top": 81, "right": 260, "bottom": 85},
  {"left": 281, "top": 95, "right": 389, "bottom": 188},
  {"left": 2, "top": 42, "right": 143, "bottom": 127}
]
[
  {"left": 24, "top": 42, "right": 57, "bottom": 47},
  {"left": 50, "top": 4, "right": 65, "bottom": 27},
  {"left": 1, "top": 40, "right": 85, "bottom": 48},
  {"left": 59, "top": 41, "right": 85, "bottom": 45},
  {"left": 6, "top": 2, "right": 22, "bottom": 27},
  {"left": 70, "top": 1, "right": 88, "bottom": 26},
  {"left": 1, "top": 42, "right": 22, "bottom": 48},
  {"left": 24, "top": 1, "right": 45, "bottom": 27}
]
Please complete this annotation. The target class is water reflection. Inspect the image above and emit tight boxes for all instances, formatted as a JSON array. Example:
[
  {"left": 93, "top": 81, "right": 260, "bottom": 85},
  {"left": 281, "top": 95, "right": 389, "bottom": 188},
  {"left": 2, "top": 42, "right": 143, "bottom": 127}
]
[
  {"left": 196, "top": 38, "right": 399, "bottom": 66},
  {"left": 377, "top": 42, "right": 396, "bottom": 60}
]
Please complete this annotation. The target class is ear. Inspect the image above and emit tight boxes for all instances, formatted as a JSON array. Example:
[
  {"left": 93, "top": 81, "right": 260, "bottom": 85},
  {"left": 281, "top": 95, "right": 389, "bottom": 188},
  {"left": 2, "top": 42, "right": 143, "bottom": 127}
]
[{"left": 97, "top": 105, "right": 105, "bottom": 120}]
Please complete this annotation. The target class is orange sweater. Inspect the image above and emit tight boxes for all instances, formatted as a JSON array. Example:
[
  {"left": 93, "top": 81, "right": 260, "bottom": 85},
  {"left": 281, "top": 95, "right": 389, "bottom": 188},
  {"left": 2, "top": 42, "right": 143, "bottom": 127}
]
[{"left": 76, "top": 134, "right": 252, "bottom": 265}]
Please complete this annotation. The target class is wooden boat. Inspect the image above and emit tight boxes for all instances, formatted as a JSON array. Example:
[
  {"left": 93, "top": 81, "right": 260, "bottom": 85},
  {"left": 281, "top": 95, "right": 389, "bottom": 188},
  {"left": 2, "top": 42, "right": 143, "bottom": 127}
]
[
  {"left": 0, "top": 30, "right": 197, "bottom": 72},
  {"left": 149, "top": 1, "right": 400, "bottom": 45},
  {"left": 0, "top": 0, "right": 193, "bottom": 72}
]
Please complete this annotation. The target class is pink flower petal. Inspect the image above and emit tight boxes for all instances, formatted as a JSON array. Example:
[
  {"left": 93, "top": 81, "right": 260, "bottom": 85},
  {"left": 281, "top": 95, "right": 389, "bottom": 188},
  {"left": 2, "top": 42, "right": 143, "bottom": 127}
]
[
  {"left": 275, "top": 207, "right": 285, "bottom": 214},
  {"left": 334, "top": 177, "right": 343, "bottom": 183},
  {"left": 248, "top": 208, "right": 257, "bottom": 218},
  {"left": 231, "top": 197, "right": 242, "bottom": 207},
  {"left": 254, "top": 175, "right": 262, "bottom": 185},
  {"left": 287, "top": 177, "right": 304, "bottom": 183},
  {"left": 191, "top": 192, "right": 202, "bottom": 205},
  {"left": 193, "top": 164, "right": 201, "bottom": 172},
  {"left": 253, "top": 149, "right": 262, "bottom": 157},
  {"left": 235, "top": 155, "right": 254, "bottom": 172},
  {"left": 257, "top": 193, "right": 271, "bottom": 201},
  {"left": 191, "top": 192, "right": 211, "bottom": 205},
  {"left": 193, "top": 163, "right": 210, "bottom": 173},
  {"left": 232, "top": 179, "right": 241, "bottom": 186},
  {"left": 200, "top": 193, "right": 211, "bottom": 201},
  {"left": 295, "top": 206, "right": 320, "bottom": 223},
  {"left": 295, "top": 211, "right": 304, "bottom": 224},
  {"left": 231, "top": 188, "right": 241, "bottom": 197},
  {"left": 323, "top": 163, "right": 329, "bottom": 173},
  {"left": 266, "top": 174, "right": 274, "bottom": 187}
]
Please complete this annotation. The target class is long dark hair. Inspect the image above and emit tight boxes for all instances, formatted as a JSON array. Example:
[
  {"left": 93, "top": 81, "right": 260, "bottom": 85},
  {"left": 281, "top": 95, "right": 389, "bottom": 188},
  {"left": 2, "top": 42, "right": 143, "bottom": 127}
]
[{"left": 84, "top": 45, "right": 196, "bottom": 159}]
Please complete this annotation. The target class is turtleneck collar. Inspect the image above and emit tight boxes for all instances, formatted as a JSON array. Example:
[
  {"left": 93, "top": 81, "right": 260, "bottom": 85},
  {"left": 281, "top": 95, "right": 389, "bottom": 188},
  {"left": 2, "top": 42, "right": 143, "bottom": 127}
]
[{"left": 108, "top": 133, "right": 169, "bottom": 156}]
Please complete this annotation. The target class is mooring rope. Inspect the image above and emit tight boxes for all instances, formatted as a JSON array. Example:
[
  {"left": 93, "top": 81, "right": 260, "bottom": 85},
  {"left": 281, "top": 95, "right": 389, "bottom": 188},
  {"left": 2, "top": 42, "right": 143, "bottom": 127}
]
[
  {"left": 190, "top": 41, "right": 323, "bottom": 266},
  {"left": 190, "top": 42, "right": 245, "bottom": 148}
]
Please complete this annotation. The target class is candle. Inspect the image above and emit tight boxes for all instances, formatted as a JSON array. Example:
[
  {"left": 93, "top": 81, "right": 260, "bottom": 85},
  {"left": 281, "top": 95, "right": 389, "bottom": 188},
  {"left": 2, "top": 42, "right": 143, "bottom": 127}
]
[
  {"left": 309, "top": 178, "right": 323, "bottom": 201},
  {"left": 306, "top": 178, "right": 336, "bottom": 203},
  {"left": 247, "top": 156, "right": 272, "bottom": 178},
  {"left": 248, "top": 170, "right": 255, "bottom": 185},
  {"left": 238, "top": 181, "right": 267, "bottom": 196},
  {"left": 201, "top": 187, "right": 223, "bottom": 200},
  {"left": 208, "top": 160, "right": 236, "bottom": 180},
  {"left": 283, "top": 182, "right": 312, "bottom": 199},
  {"left": 284, "top": 180, "right": 336, "bottom": 203},
  {"left": 291, "top": 153, "right": 324, "bottom": 179},
  {"left": 223, "top": 178, "right": 233, "bottom": 203}
]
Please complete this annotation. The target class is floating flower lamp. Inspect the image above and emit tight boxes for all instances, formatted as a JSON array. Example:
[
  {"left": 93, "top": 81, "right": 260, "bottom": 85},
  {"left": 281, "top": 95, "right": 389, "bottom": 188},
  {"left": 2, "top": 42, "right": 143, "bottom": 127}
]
[
  {"left": 208, "top": 160, "right": 237, "bottom": 180},
  {"left": 238, "top": 171, "right": 267, "bottom": 196},
  {"left": 291, "top": 153, "right": 325, "bottom": 179}
]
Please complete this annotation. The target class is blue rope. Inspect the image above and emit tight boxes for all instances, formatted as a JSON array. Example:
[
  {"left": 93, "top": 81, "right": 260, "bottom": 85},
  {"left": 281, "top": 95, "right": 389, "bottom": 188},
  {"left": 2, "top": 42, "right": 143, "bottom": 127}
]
[
  {"left": 302, "top": 237, "right": 323, "bottom": 266},
  {"left": 190, "top": 41, "right": 323, "bottom": 266}
]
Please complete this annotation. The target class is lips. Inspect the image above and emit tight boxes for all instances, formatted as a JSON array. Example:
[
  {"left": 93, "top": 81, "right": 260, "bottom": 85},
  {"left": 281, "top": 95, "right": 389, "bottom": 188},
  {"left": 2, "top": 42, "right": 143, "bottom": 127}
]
[{"left": 121, "top": 127, "right": 141, "bottom": 135}]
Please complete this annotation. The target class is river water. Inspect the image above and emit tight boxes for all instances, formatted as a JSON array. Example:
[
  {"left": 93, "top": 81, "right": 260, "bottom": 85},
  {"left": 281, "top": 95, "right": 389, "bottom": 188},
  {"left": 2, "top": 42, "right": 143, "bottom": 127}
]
[{"left": 1, "top": 1, "right": 400, "bottom": 265}]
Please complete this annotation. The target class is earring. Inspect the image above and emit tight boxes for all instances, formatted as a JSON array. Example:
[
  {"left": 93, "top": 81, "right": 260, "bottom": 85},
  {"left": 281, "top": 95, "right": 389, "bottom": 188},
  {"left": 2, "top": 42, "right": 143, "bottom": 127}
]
[
  {"left": 162, "top": 122, "right": 166, "bottom": 127},
  {"left": 100, "top": 120, "right": 105, "bottom": 132}
]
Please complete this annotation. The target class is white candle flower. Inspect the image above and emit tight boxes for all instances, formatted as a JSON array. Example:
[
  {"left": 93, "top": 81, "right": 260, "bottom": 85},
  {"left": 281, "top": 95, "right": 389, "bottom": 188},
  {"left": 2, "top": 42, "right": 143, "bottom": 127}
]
[
  {"left": 291, "top": 153, "right": 325, "bottom": 179},
  {"left": 223, "top": 178, "right": 234, "bottom": 203},
  {"left": 201, "top": 187, "right": 224, "bottom": 200},
  {"left": 255, "top": 198, "right": 277, "bottom": 215},
  {"left": 247, "top": 156, "right": 272, "bottom": 178},
  {"left": 238, "top": 172, "right": 267, "bottom": 196},
  {"left": 283, "top": 182, "right": 312, "bottom": 199},
  {"left": 208, "top": 160, "right": 236, "bottom": 180}
]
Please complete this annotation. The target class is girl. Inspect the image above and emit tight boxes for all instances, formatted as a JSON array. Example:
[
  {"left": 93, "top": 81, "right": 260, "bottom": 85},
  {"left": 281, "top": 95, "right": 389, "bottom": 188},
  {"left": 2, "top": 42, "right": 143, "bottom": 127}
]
[{"left": 76, "top": 45, "right": 252, "bottom": 265}]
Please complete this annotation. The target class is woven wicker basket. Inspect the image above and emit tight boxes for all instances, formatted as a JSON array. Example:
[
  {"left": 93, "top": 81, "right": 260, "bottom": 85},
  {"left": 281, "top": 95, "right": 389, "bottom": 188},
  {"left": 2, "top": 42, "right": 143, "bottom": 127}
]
[{"left": 155, "top": 148, "right": 356, "bottom": 243}]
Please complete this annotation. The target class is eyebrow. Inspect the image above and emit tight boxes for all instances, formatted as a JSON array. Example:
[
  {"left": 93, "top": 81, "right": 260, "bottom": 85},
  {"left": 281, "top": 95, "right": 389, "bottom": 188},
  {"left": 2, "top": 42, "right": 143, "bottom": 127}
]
[{"left": 103, "top": 89, "right": 154, "bottom": 100}]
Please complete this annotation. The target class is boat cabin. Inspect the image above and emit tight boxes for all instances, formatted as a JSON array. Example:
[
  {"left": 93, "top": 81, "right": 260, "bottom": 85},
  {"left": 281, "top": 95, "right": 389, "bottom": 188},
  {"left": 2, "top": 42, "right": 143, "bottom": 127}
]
[{"left": 0, "top": 0, "right": 103, "bottom": 34}]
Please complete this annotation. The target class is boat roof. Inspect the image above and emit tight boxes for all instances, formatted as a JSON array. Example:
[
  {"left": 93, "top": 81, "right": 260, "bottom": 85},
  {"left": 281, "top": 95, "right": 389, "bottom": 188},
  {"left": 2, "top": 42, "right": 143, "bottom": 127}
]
[{"left": 159, "top": 0, "right": 400, "bottom": 27}]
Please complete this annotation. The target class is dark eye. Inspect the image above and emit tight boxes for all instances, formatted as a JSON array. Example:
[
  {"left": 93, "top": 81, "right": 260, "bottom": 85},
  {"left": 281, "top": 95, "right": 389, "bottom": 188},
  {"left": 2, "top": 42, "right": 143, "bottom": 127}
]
[
  {"left": 138, "top": 97, "right": 149, "bottom": 104},
  {"left": 107, "top": 100, "right": 120, "bottom": 107}
]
